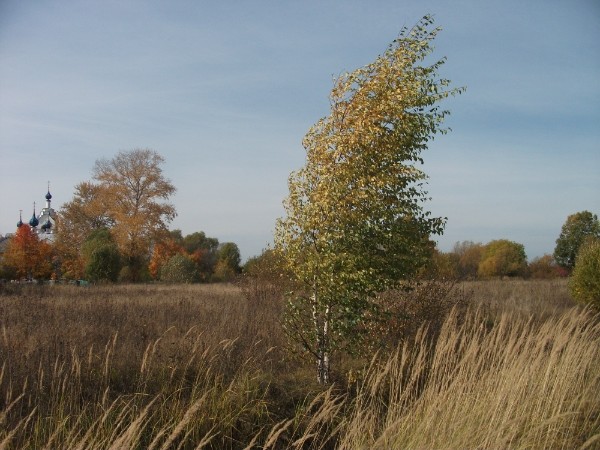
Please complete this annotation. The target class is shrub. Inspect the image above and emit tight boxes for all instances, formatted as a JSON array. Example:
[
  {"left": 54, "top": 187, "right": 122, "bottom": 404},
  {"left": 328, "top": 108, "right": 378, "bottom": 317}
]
[
  {"left": 160, "top": 253, "right": 199, "bottom": 283},
  {"left": 569, "top": 239, "right": 600, "bottom": 309}
]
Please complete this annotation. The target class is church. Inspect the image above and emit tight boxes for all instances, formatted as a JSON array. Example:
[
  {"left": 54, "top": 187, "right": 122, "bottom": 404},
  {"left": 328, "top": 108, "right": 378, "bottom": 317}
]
[{"left": 17, "top": 184, "right": 58, "bottom": 243}]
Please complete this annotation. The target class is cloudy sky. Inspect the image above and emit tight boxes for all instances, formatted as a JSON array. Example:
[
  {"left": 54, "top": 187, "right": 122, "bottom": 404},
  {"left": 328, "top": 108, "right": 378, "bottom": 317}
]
[{"left": 1, "top": 0, "right": 598, "bottom": 262}]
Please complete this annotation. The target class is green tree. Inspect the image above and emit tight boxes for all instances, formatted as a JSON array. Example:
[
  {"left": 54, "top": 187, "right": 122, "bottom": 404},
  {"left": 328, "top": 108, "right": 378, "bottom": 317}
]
[
  {"left": 478, "top": 239, "right": 527, "bottom": 279},
  {"left": 82, "top": 229, "right": 121, "bottom": 282},
  {"left": 183, "top": 231, "right": 219, "bottom": 280},
  {"left": 569, "top": 239, "right": 600, "bottom": 310},
  {"left": 160, "top": 253, "right": 199, "bottom": 283},
  {"left": 215, "top": 242, "right": 241, "bottom": 280},
  {"left": 554, "top": 211, "right": 600, "bottom": 271},
  {"left": 275, "top": 16, "right": 463, "bottom": 384},
  {"left": 86, "top": 246, "right": 121, "bottom": 283}
]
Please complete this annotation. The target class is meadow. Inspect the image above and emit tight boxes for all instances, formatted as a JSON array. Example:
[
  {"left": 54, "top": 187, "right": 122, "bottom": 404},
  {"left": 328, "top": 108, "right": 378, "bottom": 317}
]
[{"left": 0, "top": 279, "right": 598, "bottom": 449}]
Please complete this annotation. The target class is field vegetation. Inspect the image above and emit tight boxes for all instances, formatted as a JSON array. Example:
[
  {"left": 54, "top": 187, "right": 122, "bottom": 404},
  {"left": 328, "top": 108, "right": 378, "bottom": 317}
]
[{"left": 0, "top": 279, "right": 598, "bottom": 449}]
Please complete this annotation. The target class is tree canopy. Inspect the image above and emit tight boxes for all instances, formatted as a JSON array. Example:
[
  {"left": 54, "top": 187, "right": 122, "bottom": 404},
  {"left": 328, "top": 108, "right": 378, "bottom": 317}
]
[
  {"left": 477, "top": 239, "right": 527, "bottom": 279},
  {"left": 554, "top": 211, "right": 600, "bottom": 271},
  {"left": 275, "top": 16, "right": 463, "bottom": 383},
  {"left": 58, "top": 149, "right": 176, "bottom": 281},
  {"left": 2, "top": 224, "right": 53, "bottom": 280}
]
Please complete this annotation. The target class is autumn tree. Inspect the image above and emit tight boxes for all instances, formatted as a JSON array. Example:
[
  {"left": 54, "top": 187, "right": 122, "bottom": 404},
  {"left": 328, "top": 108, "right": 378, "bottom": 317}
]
[
  {"left": 92, "top": 149, "right": 176, "bottom": 279},
  {"left": 554, "top": 211, "right": 600, "bottom": 271},
  {"left": 275, "top": 16, "right": 463, "bottom": 383},
  {"left": 452, "top": 241, "right": 484, "bottom": 279},
  {"left": 214, "top": 242, "right": 241, "bottom": 281},
  {"left": 477, "top": 239, "right": 527, "bottom": 279},
  {"left": 56, "top": 182, "right": 112, "bottom": 279},
  {"left": 2, "top": 224, "right": 53, "bottom": 280},
  {"left": 59, "top": 149, "right": 176, "bottom": 281},
  {"left": 182, "top": 231, "right": 219, "bottom": 281},
  {"left": 160, "top": 253, "right": 199, "bottom": 283},
  {"left": 528, "top": 254, "right": 561, "bottom": 279},
  {"left": 420, "top": 248, "right": 459, "bottom": 279},
  {"left": 148, "top": 237, "right": 184, "bottom": 280}
]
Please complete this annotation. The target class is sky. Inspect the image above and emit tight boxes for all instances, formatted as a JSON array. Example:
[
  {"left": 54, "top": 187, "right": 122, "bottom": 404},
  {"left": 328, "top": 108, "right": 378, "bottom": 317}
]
[{"left": 1, "top": 0, "right": 599, "bottom": 262}]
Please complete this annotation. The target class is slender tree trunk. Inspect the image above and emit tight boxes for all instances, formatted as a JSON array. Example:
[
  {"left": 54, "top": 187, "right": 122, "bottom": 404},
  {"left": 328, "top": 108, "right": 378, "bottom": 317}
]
[
  {"left": 322, "top": 304, "right": 330, "bottom": 384},
  {"left": 313, "top": 296, "right": 331, "bottom": 384}
]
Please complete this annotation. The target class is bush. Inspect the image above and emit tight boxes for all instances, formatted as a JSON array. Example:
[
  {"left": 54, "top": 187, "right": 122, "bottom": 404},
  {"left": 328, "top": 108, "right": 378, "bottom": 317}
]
[
  {"left": 569, "top": 239, "right": 600, "bottom": 309},
  {"left": 160, "top": 253, "right": 199, "bottom": 283}
]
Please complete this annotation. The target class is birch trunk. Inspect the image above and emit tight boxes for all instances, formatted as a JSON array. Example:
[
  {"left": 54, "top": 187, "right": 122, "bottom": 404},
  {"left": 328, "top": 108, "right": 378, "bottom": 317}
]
[{"left": 313, "top": 292, "right": 330, "bottom": 384}]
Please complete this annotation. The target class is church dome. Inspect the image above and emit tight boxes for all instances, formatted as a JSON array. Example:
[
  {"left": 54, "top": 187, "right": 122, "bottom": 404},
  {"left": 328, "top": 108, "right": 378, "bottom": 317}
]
[
  {"left": 46, "top": 190, "right": 52, "bottom": 201},
  {"left": 29, "top": 205, "right": 39, "bottom": 228},
  {"left": 42, "top": 219, "right": 52, "bottom": 231}
]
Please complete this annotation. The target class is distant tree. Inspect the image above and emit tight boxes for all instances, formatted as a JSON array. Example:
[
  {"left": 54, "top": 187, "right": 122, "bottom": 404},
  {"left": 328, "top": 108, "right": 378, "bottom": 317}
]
[
  {"left": 182, "top": 231, "right": 219, "bottom": 280},
  {"left": 275, "top": 16, "right": 463, "bottom": 383},
  {"left": 82, "top": 229, "right": 121, "bottom": 282},
  {"left": 92, "top": 149, "right": 176, "bottom": 280},
  {"left": 452, "top": 241, "right": 484, "bottom": 279},
  {"left": 59, "top": 149, "right": 176, "bottom": 282},
  {"left": 569, "top": 239, "right": 600, "bottom": 310},
  {"left": 3, "top": 224, "right": 53, "bottom": 280},
  {"left": 56, "top": 182, "right": 112, "bottom": 279},
  {"left": 528, "top": 254, "right": 561, "bottom": 279},
  {"left": 243, "top": 248, "right": 287, "bottom": 280},
  {"left": 219, "top": 242, "right": 241, "bottom": 271},
  {"left": 420, "top": 248, "right": 459, "bottom": 279},
  {"left": 554, "top": 211, "right": 600, "bottom": 271},
  {"left": 160, "top": 254, "right": 199, "bottom": 283},
  {"left": 478, "top": 239, "right": 527, "bottom": 279},
  {"left": 214, "top": 242, "right": 241, "bottom": 281},
  {"left": 86, "top": 245, "right": 121, "bottom": 283},
  {"left": 148, "top": 238, "right": 184, "bottom": 280},
  {"left": 169, "top": 229, "right": 184, "bottom": 245}
]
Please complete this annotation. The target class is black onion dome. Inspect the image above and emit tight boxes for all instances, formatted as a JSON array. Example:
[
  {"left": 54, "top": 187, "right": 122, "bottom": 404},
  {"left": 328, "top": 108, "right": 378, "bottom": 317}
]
[
  {"left": 42, "top": 219, "right": 52, "bottom": 231},
  {"left": 29, "top": 213, "right": 39, "bottom": 228},
  {"left": 46, "top": 190, "right": 52, "bottom": 201}
]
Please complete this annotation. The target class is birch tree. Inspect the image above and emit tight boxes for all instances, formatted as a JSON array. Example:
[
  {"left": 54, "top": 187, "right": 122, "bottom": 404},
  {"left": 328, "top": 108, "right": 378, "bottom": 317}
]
[{"left": 275, "top": 16, "right": 463, "bottom": 384}]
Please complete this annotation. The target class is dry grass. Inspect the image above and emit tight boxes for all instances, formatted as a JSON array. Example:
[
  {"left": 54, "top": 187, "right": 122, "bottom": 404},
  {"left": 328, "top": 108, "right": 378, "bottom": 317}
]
[
  {"left": 333, "top": 306, "right": 600, "bottom": 449},
  {"left": 1, "top": 279, "right": 598, "bottom": 449}
]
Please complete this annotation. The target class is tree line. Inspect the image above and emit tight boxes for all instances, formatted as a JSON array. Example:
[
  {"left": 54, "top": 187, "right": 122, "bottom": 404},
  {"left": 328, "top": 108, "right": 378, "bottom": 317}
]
[
  {"left": 422, "top": 210, "right": 600, "bottom": 280},
  {"left": 0, "top": 149, "right": 241, "bottom": 283}
]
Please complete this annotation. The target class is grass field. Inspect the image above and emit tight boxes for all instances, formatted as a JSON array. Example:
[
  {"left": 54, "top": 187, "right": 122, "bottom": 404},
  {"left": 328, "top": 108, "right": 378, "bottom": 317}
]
[{"left": 0, "top": 279, "right": 598, "bottom": 449}]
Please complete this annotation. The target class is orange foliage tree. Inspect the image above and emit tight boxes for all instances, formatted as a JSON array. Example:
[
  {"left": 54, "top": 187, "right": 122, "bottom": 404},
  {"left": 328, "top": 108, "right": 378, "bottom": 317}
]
[
  {"left": 148, "top": 238, "right": 184, "bottom": 280},
  {"left": 93, "top": 149, "right": 176, "bottom": 277},
  {"left": 56, "top": 182, "right": 111, "bottom": 279},
  {"left": 3, "top": 224, "right": 54, "bottom": 280},
  {"left": 59, "top": 149, "right": 176, "bottom": 281}
]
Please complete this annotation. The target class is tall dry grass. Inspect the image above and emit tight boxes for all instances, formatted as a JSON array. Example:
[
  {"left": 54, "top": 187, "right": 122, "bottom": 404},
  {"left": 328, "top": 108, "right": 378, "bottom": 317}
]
[
  {"left": 334, "top": 306, "right": 600, "bottom": 449},
  {"left": 0, "top": 279, "right": 598, "bottom": 449}
]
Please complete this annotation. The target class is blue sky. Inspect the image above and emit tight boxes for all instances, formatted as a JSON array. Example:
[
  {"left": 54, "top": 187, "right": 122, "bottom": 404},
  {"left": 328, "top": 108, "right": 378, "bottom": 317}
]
[{"left": 1, "top": 0, "right": 599, "bottom": 262}]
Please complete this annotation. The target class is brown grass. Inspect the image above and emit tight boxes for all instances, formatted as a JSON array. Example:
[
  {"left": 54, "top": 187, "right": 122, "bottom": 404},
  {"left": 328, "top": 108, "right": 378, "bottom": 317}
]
[{"left": 0, "top": 279, "right": 598, "bottom": 449}]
